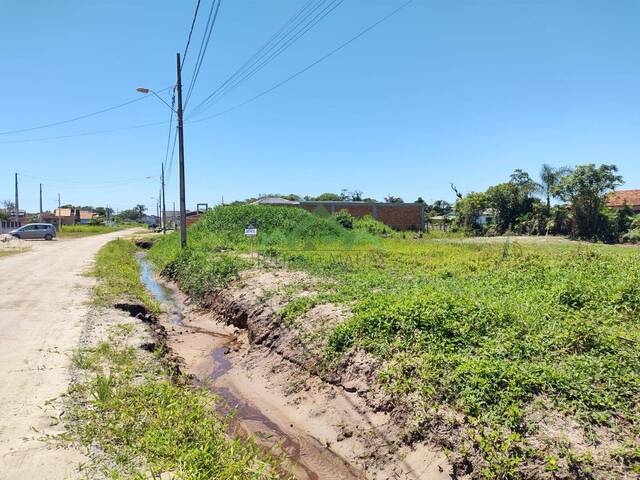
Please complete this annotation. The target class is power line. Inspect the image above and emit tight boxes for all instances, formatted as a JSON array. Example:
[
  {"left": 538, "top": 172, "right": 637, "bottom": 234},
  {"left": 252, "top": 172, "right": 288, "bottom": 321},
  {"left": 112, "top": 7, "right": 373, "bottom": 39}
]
[
  {"left": 184, "top": 0, "right": 223, "bottom": 109},
  {"left": 188, "top": 0, "right": 343, "bottom": 118},
  {"left": 181, "top": 0, "right": 202, "bottom": 68},
  {"left": 162, "top": 91, "right": 176, "bottom": 172},
  {"left": 0, "top": 119, "right": 169, "bottom": 144},
  {"left": 0, "top": 86, "right": 172, "bottom": 136},
  {"left": 189, "top": 1, "right": 414, "bottom": 124},
  {"left": 187, "top": 0, "right": 328, "bottom": 116}
]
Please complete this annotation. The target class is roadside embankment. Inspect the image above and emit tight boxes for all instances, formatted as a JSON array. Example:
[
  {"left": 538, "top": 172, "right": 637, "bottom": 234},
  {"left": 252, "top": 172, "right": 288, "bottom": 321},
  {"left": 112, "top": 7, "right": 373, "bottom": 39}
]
[
  {"left": 63, "top": 239, "right": 289, "bottom": 479},
  {"left": 147, "top": 204, "right": 640, "bottom": 480}
]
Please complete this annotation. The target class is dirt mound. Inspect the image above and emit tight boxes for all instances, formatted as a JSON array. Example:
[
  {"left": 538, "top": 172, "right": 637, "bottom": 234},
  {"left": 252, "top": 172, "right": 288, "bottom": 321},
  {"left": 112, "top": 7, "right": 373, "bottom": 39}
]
[{"left": 0, "top": 234, "right": 28, "bottom": 249}]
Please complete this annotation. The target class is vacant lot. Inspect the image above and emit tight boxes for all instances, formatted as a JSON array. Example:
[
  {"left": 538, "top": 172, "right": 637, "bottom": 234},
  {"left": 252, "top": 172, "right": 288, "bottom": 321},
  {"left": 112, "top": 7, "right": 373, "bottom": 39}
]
[{"left": 150, "top": 205, "right": 640, "bottom": 479}]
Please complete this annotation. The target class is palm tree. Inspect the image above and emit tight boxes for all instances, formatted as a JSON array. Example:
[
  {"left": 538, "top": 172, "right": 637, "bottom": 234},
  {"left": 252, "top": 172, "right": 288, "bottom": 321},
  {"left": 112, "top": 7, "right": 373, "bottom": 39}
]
[{"left": 539, "top": 164, "right": 571, "bottom": 210}]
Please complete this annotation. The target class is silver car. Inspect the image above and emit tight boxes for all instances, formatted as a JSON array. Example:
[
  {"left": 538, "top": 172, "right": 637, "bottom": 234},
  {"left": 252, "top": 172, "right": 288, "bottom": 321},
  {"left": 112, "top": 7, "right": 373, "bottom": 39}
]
[{"left": 10, "top": 223, "right": 57, "bottom": 240}]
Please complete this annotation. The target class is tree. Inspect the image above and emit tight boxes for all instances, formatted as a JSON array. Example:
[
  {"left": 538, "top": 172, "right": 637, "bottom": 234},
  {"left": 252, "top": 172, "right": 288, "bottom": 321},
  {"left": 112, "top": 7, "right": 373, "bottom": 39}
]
[
  {"left": 538, "top": 164, "right": 571, "bottom": 210},
  {"left": 484, "top": 170, "right": 539, "bottom": 233},
  {"left": 555, "top": 164, "right": 623, "bottom": 239},
  {"left": 424, "top": 200, "right": 452, "bottom": 217},
  {"left": 313, "top": 193, "right": 343, "bottom": 201},
  {"left": 615, "top": 203, "right": 634, "bottom": 235},
  {"left": 384, "top": 194, "right": 404, "bottom": 203},
  {"left": 118, "top": 204, "right": 148, "bottom": 222},
  {"left": 415, "top": 197, "right": 425, "bottom": 203},
  {"left": 454, "top": 192, "right": 488, "bottom": 233}
]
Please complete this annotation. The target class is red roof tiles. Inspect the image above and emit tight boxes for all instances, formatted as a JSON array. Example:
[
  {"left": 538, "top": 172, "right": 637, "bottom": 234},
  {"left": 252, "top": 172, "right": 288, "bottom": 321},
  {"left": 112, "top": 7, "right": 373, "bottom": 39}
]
[{"left": 607, "top": 190, "right": 640, "bottom": 208}]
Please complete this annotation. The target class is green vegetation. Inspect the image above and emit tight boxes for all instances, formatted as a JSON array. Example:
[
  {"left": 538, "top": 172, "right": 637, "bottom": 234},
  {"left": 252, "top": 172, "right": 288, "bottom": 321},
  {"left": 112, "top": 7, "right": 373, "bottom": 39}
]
[
  {"left": 0, "top": 247, "right": 28, "bottom": 258},
  {"left": 452, "top": 163, "right": 634, "bottom": 242},
  {"left": 67, "top": 238, "right": 287, "bottom": 479},
  {"left": 68, "top": 331, "right": 285, "bottom": 479},
  {"left": 91, "top": 238, "right": 159, "bottom": 312},
  {"left": 58, "top": 224, "right": 129, "bottom": 238},
  {"left": 150, "top": 204, "right": 640, "bottom": 478}
]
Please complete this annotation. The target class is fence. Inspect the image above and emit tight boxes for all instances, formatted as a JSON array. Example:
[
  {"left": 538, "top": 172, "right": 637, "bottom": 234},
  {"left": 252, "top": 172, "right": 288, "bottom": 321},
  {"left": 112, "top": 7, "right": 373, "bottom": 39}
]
[{"left": 0, "top": 220, "right": 21, "bottom": 234}]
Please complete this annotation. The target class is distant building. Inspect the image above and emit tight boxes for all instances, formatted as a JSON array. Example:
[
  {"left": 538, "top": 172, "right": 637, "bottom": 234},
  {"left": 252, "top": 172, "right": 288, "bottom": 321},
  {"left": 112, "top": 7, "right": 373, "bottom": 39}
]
[
  {"left": 606, "top": 190, "right": 640, "bottom": 212},
  {"left": 252, "top": 197, "right": 300, "bottom": 206},
  {"left": 52, "top": 208, "right": 97, "bottom": 225},
  {"left": 300, "top": 201, "right": 425, "bottom": 231}
]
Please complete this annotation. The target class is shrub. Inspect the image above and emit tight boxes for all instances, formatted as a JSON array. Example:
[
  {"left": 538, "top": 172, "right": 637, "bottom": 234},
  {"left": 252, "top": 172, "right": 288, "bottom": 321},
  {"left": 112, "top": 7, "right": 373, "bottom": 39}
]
[{"left": 333, "top": 209, "right": 355, "bottom": 229}]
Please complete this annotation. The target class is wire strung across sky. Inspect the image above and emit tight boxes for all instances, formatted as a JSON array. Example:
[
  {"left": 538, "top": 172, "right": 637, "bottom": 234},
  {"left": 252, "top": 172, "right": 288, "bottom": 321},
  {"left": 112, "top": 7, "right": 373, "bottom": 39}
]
[
  {"left": 181, "top": 0, "right": 203, "bottom": 69},
  {"left": 187, "top": 0, "right": 344, "bottom": 118},
  {"left": 189, "top": 0, "right": 414, "bottom": 124},
  {"left": 183, "top": 0, "right": 223, "bottom": 109},
  {"left": 1, "top": 1, "right": 413, "bottom": 148},
  {"left": 0, "top": 86, "right": 172, "bottom": 137}
]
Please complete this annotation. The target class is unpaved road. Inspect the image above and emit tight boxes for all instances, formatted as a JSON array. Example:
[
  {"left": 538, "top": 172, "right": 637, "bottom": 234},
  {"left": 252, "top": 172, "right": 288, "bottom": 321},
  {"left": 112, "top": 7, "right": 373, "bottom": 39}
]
[{"left": 0, "top": 230, "right": 138, "bottom": 480}]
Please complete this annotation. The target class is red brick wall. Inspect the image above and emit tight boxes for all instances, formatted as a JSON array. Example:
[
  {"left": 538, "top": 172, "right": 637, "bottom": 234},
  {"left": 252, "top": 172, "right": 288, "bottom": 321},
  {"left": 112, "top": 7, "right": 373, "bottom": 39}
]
[
  {"left": 377, "top": 204, "right": 423, "bottom": 230},
  {"left": 300, "top": 202, "right": 424, "bottom": 231}
]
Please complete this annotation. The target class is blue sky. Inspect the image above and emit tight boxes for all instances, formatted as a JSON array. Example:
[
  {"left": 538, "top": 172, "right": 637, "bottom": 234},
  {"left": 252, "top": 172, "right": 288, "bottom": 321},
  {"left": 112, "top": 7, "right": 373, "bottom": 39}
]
[{"left": 1, "top": 0, "right": 639, "bottom": 214}]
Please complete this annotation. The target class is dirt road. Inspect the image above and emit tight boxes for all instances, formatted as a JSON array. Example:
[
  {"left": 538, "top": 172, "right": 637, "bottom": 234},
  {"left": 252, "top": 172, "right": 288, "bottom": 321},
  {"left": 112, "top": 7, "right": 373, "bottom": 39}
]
[{"left": 0, "top": 230, "right": 138, "bottom": 480}]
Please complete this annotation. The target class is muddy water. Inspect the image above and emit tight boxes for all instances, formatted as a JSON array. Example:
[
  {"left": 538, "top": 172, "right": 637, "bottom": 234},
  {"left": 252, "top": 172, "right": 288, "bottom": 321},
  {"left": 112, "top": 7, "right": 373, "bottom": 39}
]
[{"left": 136, "top": 255, "right": 363, "bottom": 480}]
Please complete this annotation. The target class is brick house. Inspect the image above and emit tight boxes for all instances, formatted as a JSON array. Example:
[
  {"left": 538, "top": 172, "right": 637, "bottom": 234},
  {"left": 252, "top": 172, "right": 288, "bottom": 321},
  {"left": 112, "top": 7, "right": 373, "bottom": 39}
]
[
  {"left": 300, "top": 201, "right": 425, "bottom": 231},
  {"left": 606, "top": 190, "right": 640, "bottom": 212}
]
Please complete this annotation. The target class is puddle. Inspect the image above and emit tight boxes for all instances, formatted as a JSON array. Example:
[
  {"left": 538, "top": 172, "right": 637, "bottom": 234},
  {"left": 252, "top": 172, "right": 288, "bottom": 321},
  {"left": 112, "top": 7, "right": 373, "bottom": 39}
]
[{"left": 136, "top": 254, "right": 363, "bottom": 480}]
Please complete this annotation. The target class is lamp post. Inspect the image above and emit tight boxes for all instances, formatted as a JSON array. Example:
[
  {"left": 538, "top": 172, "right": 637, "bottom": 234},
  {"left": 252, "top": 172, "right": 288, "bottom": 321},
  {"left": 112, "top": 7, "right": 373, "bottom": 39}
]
[
  {"left": 137, "top": 53, "right": 186, "bottom": 247},
  {"left": 146, "top": 167, "right": 166, "bottom": 234}
]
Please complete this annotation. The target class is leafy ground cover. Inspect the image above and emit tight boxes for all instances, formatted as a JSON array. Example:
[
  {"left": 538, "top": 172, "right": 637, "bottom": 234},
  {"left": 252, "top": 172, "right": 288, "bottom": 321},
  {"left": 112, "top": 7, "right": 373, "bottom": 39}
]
[
  {"left": 149, "top": 205, "right": 640, "bottom": 478},
  {"left": 57, "top": 224, "right": 134, "bottom": 238},
  {"left": 66, "top": 238, "right": 287, "bottom": 479}
]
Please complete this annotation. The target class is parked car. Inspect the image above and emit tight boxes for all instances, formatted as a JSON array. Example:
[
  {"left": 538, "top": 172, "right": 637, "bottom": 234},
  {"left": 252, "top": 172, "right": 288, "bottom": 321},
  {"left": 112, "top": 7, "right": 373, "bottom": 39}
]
[{"left": 10, "top": 223, "right": 57, "bottom": 240}]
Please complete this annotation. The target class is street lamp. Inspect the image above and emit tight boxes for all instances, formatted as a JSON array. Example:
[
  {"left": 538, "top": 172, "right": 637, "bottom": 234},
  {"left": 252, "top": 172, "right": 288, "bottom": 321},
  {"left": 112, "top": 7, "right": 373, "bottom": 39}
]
[
  {"left": 146, "top": 171, "right": 166, "bottom": 234},
  {"left": 137, "top": 53, "right": 186, "bottom": 248}
]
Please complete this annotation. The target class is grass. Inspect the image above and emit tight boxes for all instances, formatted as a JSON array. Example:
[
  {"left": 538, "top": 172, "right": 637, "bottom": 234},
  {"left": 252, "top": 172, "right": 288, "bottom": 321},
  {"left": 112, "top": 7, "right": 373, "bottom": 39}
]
[
  {"left": 91, "top": 238, "right": 159, "bottom": 313},
  {"left": 65, "top": 238, "right": 288, "bottom": 479},
  {"left": 57, "top": 224, "right": 134, "bottom": 238},
  {"left": 0, "top": 247, "right": 28, "bottom": 258},
  {"left": 149, "top": 205, "right": 640, "bottom": 478}
]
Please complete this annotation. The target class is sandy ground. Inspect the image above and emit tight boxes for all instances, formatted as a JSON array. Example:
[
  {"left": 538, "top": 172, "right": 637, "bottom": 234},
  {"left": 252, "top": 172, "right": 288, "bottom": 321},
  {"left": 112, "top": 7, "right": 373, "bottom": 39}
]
[
  {"left": 0, "top": 230, "right": 138, "bottom": 480},
  {"left": 159, "top": 287, "right": 451, "bottom": 480}
]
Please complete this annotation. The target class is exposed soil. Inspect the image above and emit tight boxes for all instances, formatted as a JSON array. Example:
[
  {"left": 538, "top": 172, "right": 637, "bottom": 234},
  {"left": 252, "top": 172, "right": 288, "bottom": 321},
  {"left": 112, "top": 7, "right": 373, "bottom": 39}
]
[
  {"left": 0, "top": 229, "right": 140, "bottom": 480},
  {"left": 139, "top": 258, "right": 453, "bottom": 479}
]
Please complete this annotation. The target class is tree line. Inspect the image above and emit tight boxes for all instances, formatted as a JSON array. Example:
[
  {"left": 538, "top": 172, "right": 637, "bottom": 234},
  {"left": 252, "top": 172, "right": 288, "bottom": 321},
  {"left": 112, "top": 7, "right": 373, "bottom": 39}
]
[{"left": 452, "top": 163, "right": 638, "bottom": 242}]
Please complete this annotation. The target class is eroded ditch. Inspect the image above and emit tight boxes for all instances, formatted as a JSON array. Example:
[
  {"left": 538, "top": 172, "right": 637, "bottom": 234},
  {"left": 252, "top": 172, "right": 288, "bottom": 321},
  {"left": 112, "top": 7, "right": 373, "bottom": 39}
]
[{"left": 134, "top": 253, "right": 364, "bottom": 480}]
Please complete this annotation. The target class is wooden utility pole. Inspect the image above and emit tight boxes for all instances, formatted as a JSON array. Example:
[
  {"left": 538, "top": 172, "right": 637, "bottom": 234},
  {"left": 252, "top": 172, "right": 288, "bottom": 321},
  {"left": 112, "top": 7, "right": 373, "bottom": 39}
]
[
  {"left": 14, "top": 173, "right": 19, "bottom": 224},
  {"left": 176, "top": 52, "right": 187, "bottom": 248},
  {"left": 57, "top": 193, "right": 61, "bottom": 230},
  {"left": 161, "top": 163, "right": 166, "bottom": 234},
  {"left": 39, "top": 183, "right": 43, "bottom": 221}
]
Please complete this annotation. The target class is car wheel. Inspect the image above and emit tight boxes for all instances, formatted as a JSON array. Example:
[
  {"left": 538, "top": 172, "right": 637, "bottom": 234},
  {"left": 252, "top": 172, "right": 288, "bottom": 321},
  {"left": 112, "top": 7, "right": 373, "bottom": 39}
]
[
  {"left": 44, "top": 234, "right": 53, "bottom": 241},
  {"left": 13, "top": 234, "right": 20, "bottom": 239}
]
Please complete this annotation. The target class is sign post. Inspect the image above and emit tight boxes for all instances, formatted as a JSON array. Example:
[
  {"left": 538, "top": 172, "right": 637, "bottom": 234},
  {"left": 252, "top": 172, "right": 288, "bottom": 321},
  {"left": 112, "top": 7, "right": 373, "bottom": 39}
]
[{"left": 244, "top": 225, "right": 257, "bottom": 258}]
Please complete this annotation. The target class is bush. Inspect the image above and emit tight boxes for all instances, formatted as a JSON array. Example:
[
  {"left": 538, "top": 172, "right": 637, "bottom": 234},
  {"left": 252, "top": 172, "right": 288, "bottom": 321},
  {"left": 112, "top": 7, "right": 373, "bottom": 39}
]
[
  {"left": 622, "top": 229, "right": 640, "bottom": 244},
  {"left": 333, "top": 209, "right": 355, "bottom": 229}
]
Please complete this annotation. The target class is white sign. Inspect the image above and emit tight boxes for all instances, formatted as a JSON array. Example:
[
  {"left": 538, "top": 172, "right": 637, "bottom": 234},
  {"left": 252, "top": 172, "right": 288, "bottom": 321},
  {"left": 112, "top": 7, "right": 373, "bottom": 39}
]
[{"left": 244, "top": 227, "right": 257, "bottom": 237}]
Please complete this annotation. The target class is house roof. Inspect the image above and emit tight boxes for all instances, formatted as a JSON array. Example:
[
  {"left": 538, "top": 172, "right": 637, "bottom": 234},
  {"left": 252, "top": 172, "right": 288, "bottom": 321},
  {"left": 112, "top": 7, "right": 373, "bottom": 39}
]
[
  {"left": 252, "top": 197, "right": 300, "bottom": 205},
  {"left": 606, "top": 190, "right": 640, "bottom": 208}
]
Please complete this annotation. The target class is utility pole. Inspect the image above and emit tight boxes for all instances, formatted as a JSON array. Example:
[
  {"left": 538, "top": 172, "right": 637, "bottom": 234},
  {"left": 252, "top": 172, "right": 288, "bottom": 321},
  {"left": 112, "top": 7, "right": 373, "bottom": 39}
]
[
  {"left": 14, "top": 173, "right": 19, "bottom": 224},
  {"left": 176, "top": 52, "right": 187, "bottom": 248},
  {"left": 173, "top": 201, "right": 176, "bottom": 229},
  {"left": 39, "top": 183, "right": 43, "bottom": 221},
  {"left": 57, "top": 193, "right": 61, "bottom": 230},
  {"left": 161, "top": 163, "right": 166, "bottom": 234}
]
